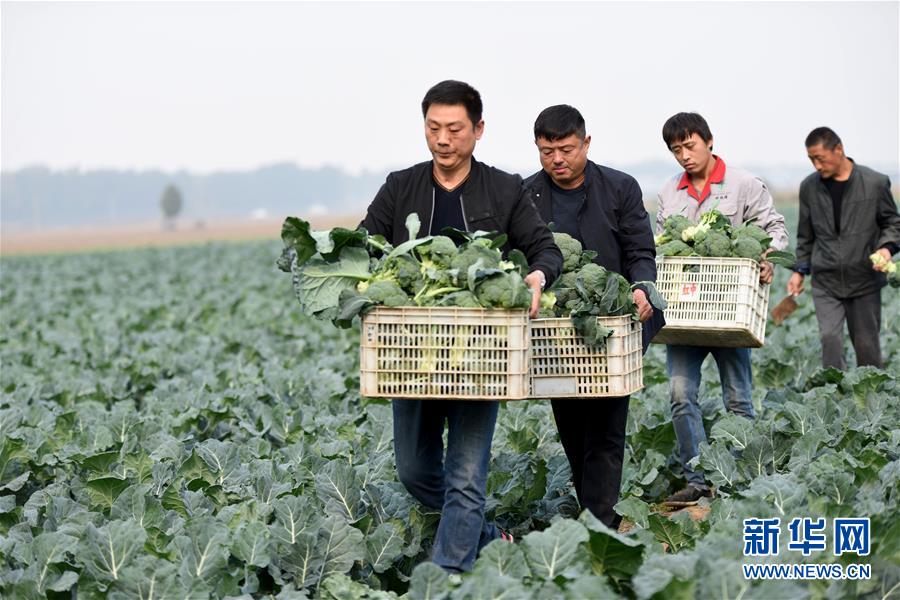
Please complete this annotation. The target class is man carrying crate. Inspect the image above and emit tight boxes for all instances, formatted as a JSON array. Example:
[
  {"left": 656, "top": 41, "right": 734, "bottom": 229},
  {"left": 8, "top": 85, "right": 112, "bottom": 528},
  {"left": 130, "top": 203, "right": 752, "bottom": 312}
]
[
  {"left": 788, "top": 127, "right": 900, "bottom": 370},
  {"left": 360, "top": 80, "right": 562, "bottom": 573},
  {"left": 656, "top": 112, "right": 788, "bottom": 506},
  {"left": 523, "top": 105, "right": 664, "bottom": 528}
]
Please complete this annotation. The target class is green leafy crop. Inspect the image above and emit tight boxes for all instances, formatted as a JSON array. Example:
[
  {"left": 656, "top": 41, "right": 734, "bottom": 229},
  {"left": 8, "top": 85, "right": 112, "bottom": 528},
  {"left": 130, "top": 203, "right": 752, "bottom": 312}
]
[
  {"left": 657, "top": 210, "right": 797, "bottom": 268},
  {"left": 655, "top": 214, "right": 693, "bottom": 245},
  {"left": 553, "top": 232, "right": 585, "bottom": 273},
  {"left": 542, "top": 238, "right": 665, "bottom": 346},
  {"left": 0, "top": 221, "right": 897, "bottom": 598},
  {"left": 360, "top": 280, "right": 409, "bottom": 307},
  {"left": 278, "top": 214, "right": 532, "bottom": 325}
]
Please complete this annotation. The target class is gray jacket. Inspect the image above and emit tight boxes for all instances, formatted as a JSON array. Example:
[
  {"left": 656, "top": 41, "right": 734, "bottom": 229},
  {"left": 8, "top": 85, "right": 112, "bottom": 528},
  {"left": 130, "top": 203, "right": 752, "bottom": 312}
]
[
  {"left": 656, "top": 163, "right": 788, "bottom": 250},
  {"left": 797, "top": 162, "right": 900, "bottom": 298}
]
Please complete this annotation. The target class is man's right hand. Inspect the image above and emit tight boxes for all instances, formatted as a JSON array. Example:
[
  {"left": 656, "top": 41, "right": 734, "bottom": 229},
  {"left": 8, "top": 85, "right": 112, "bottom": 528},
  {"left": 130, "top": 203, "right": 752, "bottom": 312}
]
[{"left": 787, "top": 272, "right": 805, "bottom": 297}]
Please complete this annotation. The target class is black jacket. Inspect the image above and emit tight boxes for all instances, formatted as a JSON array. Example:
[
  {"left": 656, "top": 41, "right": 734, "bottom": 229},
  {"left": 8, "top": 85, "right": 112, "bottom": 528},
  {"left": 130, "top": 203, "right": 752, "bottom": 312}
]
[
  {"left": 797, "top": 162, "right": 900, "bottom": 298},
  {"left": 361, "top": 158, "right": 563, "bottom": 286},
  {"left": 524, "top": 161, "right": 665, "bottom": 350}
]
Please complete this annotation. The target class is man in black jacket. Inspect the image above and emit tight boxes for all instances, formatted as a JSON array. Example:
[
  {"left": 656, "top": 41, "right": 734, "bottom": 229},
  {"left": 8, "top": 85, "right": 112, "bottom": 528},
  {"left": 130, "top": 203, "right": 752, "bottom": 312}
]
[
  {"left": 524, "top": 104, "right": 664, "bottom": 528},
  {"left": 360, "top": 80, "right": 562, "bottom": 573},
  {"left": 788, "top": 127, "right": 900, "bottom": 369}
]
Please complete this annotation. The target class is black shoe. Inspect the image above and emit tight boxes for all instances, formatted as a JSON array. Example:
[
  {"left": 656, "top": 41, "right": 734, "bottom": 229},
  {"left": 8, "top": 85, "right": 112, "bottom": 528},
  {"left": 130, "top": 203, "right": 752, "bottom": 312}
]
[{"left": 662, "top": 485, "right": 713, "bottom": 507}]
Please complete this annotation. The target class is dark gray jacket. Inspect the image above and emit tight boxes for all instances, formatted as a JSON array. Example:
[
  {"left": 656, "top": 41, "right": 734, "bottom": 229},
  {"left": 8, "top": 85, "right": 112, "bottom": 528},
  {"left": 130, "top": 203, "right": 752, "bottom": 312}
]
[
  {"left": 797, "top": 162, "right": 900, "bottom": 298},
  {"left": 361, "top": 158, "right": 563, "bottom": 286}
]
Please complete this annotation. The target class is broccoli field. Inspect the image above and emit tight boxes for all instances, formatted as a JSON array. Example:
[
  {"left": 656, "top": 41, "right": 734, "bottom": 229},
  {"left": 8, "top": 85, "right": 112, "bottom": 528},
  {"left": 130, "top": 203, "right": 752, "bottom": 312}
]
[{"left": 1, "top": 211, "right": 899, "bottom": 599}]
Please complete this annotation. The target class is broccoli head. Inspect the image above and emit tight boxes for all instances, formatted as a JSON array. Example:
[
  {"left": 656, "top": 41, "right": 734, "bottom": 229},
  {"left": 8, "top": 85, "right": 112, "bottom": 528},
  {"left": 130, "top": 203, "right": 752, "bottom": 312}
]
[
  {"left": 549, "top": 271, "right": 580, "bottom": 311},
  {"left": 731, "top": 237, "right": 764, "bottom": 260},
  {"left": 662, "top": 215, "right": 693, "bottom": 242},
  {"left": 576, "top": 263, "right": 610, "bottom": 297},
  {"left": 436, "top": 290, "right": 482, "bottom": 308},
  {"left": 381, "top": 254, "right": 424, "bottom": 293},
  {"left": 694, "top": 230, "right": 732, "bottom": 257},
  {"left": 363, "top": 280, "right": 410, "bottom": 307},
  {"left": 540, "top": 290, "right": 557, "bottom": 311},
  {"left": 417, "top": 236, "right": 458, "bottom": 269},
  {"left": 681, "top": 223, "right": 711, "bottom": 243},
  {"left": 733, "top": 223, "right": 772, "bottom": 249},
  {"left": 450, "top": 244, "right": 502, "bottom": 285},
  {"left": 692, "top": 227, "right": 710, "bottom": 245},
  {"left": 553, "top": 232, "right": 584, "bottom": 273},
  {"left": 699, "top": 209, "right": 730, "bottom": 230},
  {"left": 474, "top": 272, "right": 530, "bottom": 309},
  {"left": 657, "top": 239, "right": 694, "bottom": 257}
]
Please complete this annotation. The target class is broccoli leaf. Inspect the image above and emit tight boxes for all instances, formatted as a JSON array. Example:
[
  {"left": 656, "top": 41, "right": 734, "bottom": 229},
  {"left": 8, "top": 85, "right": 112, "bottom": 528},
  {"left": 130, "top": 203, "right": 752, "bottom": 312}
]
[
  {"left": 766, "top": 250, "right": 798, "bottom": 269},
  {"left": 281, "top": 217, "right": 318, "bottom": 266},
  {"left": 598, "top": 275, "right": 621, "bottom": 315},
  {"left": 281, "top": 219, "right": 368, "bottom": 264},
  {"left": 386, "top": 237, "right": 433, "bottom": 261},
  {"left": 507, "top": 249, "right": 530, "bottom": 277},
  {"left": 291, "top": 247, "right": 371, "bottom": 318},
  {"left": 315, "top": 228, "right": 369, "bottom": 261},
  {"left": 571, "top": 314, "right": 614, "bottom": 347},
  {"left": 490, "top": 233, "right": 509, "bottom": 249},
  {"left": 440, "top": 225, "right": 470, "bottom": 243},
  {"left": 335, "top": 289, "right": 375, "bottom": 327},
  {"left": 467, "top": 260, "right": 504, "bottom": 293}
]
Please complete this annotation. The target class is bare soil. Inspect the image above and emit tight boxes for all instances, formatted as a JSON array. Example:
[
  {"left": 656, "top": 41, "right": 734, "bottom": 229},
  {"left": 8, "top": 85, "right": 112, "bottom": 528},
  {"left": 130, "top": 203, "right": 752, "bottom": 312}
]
[{"left": 1, "top": 215, "right": 360, "bottom": 256}]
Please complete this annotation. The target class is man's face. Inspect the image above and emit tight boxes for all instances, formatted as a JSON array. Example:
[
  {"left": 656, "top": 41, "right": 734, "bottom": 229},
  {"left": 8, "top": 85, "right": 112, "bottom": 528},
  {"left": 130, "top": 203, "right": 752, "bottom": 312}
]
[
  {"left": 424, "top": 104, "right": 483, "bottom": 171},
  {"left": 668, "top": 133, "right": 714, "bottom": 176},
  {"left": 536, "top": 134, "right": 591, "bottom": 189},
  {"left": 806, "top": 143, "right": 845, "bottom": 179}
]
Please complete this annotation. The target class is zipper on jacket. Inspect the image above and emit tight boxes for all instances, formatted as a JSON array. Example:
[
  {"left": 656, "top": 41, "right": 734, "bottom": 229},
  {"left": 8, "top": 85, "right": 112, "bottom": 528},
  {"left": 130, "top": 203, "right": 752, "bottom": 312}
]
[
  {"left": 459, "top": 194, "right": 470, "bottom": 232},
  {"left": 427, "top": 188, "right": 435, "bottom": 236}
]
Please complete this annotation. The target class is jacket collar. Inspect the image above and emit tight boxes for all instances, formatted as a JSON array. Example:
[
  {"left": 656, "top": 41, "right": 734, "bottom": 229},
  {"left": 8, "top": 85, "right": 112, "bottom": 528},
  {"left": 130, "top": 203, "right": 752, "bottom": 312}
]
[
  {"left": 814, "top": 157, "right": 856, "bottom": 186},
  {"left": 677, "top": 155, "right": 726, "bottom": 203},
  {"left": 528, "top": 161, "right": 600, "bottom": 222},
  {"left": 427, "top": 156, "right": 483, "bottom": 191}
]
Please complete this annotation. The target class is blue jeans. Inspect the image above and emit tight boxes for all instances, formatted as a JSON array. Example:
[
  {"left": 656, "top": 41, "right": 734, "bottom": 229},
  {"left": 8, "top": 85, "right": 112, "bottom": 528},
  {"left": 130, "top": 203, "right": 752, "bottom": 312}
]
[
  {"left": 392, "top": 399, "right": 500, "bottom": 573},
  {"left": 666, "top": 345, "right": 755, "bottom": 488}
]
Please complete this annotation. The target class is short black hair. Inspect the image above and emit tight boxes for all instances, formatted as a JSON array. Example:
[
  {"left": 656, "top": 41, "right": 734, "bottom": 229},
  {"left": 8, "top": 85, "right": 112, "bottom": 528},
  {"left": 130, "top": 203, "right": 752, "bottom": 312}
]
[
  {"left": 662, "top": 112, "right": 713, "bottom": 148},
  {"left": 805, "top": 127, "right": 842, "bottom": 150},
  {"left": 534, "top": 105, "right": 586, "bottom": 141},
  {"left": 421, "top": 80, "right": 483, "bottom": 127}
]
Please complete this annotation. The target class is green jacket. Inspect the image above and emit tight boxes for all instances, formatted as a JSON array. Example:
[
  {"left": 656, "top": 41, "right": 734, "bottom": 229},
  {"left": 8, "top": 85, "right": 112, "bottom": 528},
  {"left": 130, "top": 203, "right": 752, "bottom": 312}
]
[{"left": 797, "top": 162, "right": 900, "bottom": 298}]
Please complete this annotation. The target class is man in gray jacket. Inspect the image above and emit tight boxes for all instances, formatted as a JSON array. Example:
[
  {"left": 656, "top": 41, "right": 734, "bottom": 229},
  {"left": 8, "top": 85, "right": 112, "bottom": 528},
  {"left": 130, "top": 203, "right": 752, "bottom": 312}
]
[
  {"left": 787, "top": 127, "right": 900, "bottom": 369},
  {"left": 656, "top": 112, "right": 788, "bottom": 506}
]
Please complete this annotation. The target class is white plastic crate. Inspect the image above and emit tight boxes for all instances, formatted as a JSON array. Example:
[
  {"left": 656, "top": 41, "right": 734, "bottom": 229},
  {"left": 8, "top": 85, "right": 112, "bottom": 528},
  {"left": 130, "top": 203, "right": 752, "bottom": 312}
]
[
  {"left": 653, "top": 256, "right": 769, "bottom": 347},
  {"left": 360, "top": 306, "right": 530, "bottom": 400},
  {"left": 529, "top": 316, "right": 643, "bottom": 398}
]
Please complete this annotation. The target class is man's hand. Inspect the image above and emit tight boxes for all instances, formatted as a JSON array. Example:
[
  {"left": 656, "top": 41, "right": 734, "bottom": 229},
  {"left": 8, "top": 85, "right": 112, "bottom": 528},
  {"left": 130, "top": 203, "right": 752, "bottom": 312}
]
[
  {"left": 524, "top": 270, "right": 545, "bottom": 318},
  {"left": 871, "top": 247, "right": 893, "bottom": 272},
  {"left": 759, "top": 260, "right": 774, "bottom": 285},
  {"left": 633, "top": 288, "right": 653, "bottom": 322},
  {"left": 759, "top": 249, "right": 774, "bottom": 285},
  {"left": 787, "top": 272, "right": 805, "bottom": 296}
]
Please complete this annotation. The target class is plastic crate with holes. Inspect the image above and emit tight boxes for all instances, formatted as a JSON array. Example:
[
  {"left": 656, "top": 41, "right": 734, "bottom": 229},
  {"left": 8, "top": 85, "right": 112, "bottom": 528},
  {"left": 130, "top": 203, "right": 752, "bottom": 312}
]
[
  {"left": 359, "top": 306, "right": 530, "bottom": 400},
  {"left": 529, "top": 315, "right": 643, "bottom": 398},
  {"left": 653, "top": 256, "right": 769, "bottom": 347}
]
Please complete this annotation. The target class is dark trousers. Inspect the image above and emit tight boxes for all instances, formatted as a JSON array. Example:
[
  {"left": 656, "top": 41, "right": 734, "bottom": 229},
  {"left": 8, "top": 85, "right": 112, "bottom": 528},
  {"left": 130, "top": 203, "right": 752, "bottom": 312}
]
[
  {"left": 551, "top": 396, "right": 629, "bottom": 529},
  {"left": 811, "top": 287, "right": 883, "bottom": 370}
]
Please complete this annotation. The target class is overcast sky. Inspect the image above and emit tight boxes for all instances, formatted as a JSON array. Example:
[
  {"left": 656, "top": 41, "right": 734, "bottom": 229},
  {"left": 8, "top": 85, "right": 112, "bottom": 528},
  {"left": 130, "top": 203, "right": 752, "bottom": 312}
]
[{"left": 2, "top": 1, "right": 898, "bottom": 175}]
